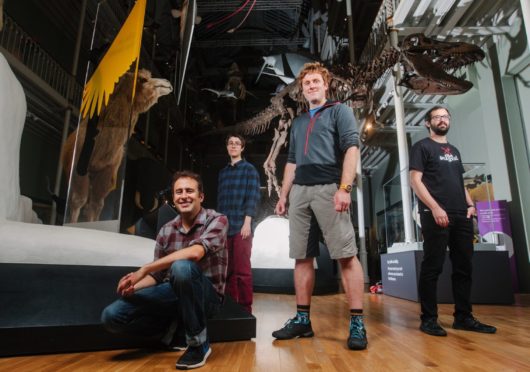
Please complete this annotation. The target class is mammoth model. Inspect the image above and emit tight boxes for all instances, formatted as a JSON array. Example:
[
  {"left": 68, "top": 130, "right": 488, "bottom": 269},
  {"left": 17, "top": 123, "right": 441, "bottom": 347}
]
[{"left": 62, "top": 69, "right": 172, "bottom": 223}]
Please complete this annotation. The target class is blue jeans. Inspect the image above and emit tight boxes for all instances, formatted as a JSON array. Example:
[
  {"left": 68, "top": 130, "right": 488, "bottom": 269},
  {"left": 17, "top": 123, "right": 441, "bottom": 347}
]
[{"left": 101, "top": 260, "right": 222, "bottom": 346}]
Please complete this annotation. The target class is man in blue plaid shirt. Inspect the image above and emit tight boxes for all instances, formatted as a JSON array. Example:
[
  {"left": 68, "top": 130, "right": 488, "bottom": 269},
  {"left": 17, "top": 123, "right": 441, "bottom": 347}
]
[{"left": 217, "top": 134, "right": 260, "bottom": 313}]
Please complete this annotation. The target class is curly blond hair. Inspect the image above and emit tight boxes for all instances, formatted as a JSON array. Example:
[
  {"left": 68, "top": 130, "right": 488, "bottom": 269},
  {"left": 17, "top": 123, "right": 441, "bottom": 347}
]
[{"left": 297, "top": 62, "right": 331, "bottom": 91}]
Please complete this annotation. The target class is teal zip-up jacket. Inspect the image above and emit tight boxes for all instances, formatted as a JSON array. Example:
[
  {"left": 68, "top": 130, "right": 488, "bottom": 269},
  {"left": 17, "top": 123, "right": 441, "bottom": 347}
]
[{"left": 287, "top": 101, "right": 359, "bottom": 185}]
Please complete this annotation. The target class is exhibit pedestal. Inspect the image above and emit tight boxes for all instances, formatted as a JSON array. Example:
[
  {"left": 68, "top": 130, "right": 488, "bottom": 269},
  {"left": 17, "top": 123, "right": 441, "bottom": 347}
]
[
  {"left": 381, "top": 250, "right": 514, "bottom": 304},
  {"left": 0, "top": 263, "right": 256, "bottom": 356}
]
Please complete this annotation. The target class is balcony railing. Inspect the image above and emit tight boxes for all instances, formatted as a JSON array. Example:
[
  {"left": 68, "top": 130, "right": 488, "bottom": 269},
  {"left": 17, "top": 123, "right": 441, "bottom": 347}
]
[{"left": 0, "top": 14, "right": 83, "bottom": 107}]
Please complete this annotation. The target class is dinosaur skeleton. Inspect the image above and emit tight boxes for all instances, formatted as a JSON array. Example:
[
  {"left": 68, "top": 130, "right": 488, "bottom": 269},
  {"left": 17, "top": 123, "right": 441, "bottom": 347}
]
[{"left": 204, "top": 33, "right": 485, "bottom": 197}]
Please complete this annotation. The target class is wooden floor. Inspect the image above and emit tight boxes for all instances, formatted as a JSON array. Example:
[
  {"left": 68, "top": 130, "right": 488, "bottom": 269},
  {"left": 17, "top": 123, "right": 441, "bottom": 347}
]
[{"left": 1, "top": 293, "right": 529, "bottom": 371}]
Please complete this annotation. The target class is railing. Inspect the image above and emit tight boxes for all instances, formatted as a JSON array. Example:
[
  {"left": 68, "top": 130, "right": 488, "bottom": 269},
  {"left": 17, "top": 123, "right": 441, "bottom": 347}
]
[
  {"left": 0, "top": 14, "right": 82, "bottom": 107},
  {"left": 359, "top": 0, "right": 394, "bottom": 64}
]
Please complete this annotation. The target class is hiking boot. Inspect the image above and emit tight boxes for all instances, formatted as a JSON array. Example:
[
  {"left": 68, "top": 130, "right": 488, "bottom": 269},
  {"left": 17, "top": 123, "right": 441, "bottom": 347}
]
[
  {"left": 272, "top": 318, "right": 314, "bottom": 339},
  {"left": 347, "top": 317, "right": 368, "bottom": 350},
  {"left": 420, "top": 318, "right": 447, "bottom": 336},
  {"left": 453, "top": 317, "right": 496, "bottom": 334},
  {"left": 175, "top": 341, "right": 211, "bottom": 370}
]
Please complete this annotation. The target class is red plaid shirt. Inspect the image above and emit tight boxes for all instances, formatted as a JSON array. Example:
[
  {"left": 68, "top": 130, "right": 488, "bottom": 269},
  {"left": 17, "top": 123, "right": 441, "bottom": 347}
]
[{"left": 151, "top": 208, "right": 228, "bottom": 298}]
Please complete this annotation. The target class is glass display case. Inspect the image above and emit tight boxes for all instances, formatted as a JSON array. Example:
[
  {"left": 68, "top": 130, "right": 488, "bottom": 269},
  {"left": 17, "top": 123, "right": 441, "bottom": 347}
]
[
  {"left": 379, "top": 163, "right": 494, "bottom": 251},
  {"left": 381, "top": 170, "right": 419, "bottom": 251}
]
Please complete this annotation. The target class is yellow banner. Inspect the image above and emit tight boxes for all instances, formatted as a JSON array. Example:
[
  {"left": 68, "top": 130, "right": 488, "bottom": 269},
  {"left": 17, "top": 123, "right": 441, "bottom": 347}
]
[{"left": 80, "top": 0, "right": 146, "bottom": 119}]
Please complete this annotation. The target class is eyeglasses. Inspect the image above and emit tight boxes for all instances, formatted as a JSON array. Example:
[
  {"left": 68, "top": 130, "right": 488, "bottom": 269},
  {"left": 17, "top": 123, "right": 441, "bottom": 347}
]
[
  {"left": 227, "top": 141, "right": 242, "bottom": 147},
  {"left": 431, "top": 115, "right": 451, "bottom": 121}
]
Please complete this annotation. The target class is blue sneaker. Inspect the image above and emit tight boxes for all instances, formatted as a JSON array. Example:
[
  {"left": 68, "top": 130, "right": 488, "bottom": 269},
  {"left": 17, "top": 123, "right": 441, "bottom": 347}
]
[
  {"left": 175, "top": 341, "right": 211, "bottom": 369},
  {"left": 347, "top": 316, "right": 368, "bottom": 350}
]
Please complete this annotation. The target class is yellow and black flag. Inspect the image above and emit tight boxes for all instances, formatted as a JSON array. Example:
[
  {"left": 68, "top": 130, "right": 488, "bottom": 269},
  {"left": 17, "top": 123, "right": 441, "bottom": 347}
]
[
  {"left": 81, "top": 0, "right": 146, "bottom": 119},
  {"left": 64, "top": 0, "right": 147, "bottom": 225}
]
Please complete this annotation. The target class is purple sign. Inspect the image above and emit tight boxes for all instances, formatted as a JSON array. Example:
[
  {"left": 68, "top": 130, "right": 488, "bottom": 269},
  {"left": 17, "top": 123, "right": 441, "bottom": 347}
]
[
  {"left": 477, "top": 200, "right": 512, "bottom": 236},
  {"left": 476, "top": 200, "right": 517, "bottom": 291}
]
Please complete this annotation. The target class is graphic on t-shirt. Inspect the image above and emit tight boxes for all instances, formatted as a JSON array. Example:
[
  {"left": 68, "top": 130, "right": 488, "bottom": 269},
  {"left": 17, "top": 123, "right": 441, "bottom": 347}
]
[{"left": 439, "top": 146, "right": 459, "bottom": 162}]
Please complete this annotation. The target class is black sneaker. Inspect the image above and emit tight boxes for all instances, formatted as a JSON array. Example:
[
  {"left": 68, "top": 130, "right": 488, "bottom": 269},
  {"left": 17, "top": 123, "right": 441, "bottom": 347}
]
[
  {"left": 168, "top": 339, "right": 187, "bottom": 351},
  {"left": 272, "top": 318, "right": 314, "bottom": 339},
  {"left": 175, "top": 342, "right": 211, "bottom": 370},
  {"left": 420, "top": 318, "right": 447, "bottom": 336},
  {"left": 453, "top": 317, "right": 496, "bottom": 334},
  {"left": 167, "top": 328, "right": 187, "bottom": 351},
  {"left": 347, "top": 317, "right": 368, "bottom": 350}
]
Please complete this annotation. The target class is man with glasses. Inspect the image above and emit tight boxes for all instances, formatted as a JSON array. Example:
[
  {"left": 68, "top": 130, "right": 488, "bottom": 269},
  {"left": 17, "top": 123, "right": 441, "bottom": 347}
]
[
  {"left": 217, "top": 134, "right": 260, "bottom": 314},
  {"left": 410, "top": 106, "right": 496, "bottom": 337}
]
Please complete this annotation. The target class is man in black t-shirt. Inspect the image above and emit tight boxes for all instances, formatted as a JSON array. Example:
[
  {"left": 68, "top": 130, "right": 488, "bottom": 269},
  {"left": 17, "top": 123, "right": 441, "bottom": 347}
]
[{"left": 409, "top": 106, "right": 496, "bottom": 337}]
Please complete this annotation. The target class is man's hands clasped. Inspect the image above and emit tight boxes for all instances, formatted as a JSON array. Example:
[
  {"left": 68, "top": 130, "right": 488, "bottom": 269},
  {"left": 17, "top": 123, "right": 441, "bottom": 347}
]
[{"left": 117, "top": 268, "right": 147, "bottom": 297}]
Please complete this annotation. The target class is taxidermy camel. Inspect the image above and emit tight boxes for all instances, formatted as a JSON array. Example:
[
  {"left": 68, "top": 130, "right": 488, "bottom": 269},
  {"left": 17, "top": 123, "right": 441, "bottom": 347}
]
[
  {"left": 62, "top": 69, "right": 172, "bottom": 223},
  {"left": 202, "top": 33, "right": 485, "bottom": 197}
]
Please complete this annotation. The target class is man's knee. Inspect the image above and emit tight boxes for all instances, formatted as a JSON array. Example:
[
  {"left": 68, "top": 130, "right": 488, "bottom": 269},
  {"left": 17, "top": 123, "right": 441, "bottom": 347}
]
[
  {"left": 101, "top": 302, "right": 122, "bottom": 333},
  {"left": 169, "top": 259, "right": 198, "bottom": 285}
]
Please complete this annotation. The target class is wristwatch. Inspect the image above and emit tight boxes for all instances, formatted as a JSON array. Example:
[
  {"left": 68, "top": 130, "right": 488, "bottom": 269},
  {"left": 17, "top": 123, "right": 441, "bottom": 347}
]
[{"left": 339, "top": 184, "right": 353, "bottom": 192}]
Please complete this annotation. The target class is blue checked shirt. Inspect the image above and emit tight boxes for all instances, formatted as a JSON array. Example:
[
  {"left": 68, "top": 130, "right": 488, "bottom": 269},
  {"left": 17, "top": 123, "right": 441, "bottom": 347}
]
[{"left": 217, "top": 159, "right": 261, "bottom": 236}]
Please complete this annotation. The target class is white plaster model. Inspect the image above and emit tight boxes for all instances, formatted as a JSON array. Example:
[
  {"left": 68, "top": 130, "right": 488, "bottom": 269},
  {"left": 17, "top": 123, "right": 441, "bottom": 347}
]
[
  {"left": 0, "top": 52, "right": 28, "bottom": 222},
  {"left": 0, "top": 51, "right": 153, "bottom": 267}
]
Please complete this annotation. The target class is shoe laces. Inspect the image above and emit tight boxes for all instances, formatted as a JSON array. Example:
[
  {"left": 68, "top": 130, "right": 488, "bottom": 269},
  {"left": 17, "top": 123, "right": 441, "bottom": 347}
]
[
  {"left": 286, "top": 315, "right": 309, "bottom": 326},
  {"left": 349, "top": 317, "right": 365, "bottom": 339}
]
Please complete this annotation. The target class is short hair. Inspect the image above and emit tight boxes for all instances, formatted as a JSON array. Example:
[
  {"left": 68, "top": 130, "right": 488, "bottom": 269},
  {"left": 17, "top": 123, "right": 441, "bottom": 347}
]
[
  {"left": 297, "top": 62, "right": 331, "bottom": 91},
  {"left": 424, "top": 106, "right": 450, "bottom": 122},
  {"left": 172, "top": 170, "right": 203, "bottom": 193},
  {"left": 225, "top": 133, "right": 246, "bottom": 148}
]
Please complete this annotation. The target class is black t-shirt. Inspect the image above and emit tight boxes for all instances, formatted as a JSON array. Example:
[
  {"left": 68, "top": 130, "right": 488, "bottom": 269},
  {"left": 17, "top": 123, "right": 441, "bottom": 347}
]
[{"left": 409, "top": 137, "right": 467, "bottom": 214}]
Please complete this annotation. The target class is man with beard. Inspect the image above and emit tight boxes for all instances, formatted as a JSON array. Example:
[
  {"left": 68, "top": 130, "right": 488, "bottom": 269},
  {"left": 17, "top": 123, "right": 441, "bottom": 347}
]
[{"left": 410, "top": 106, "right": 496, "bottom": 337}]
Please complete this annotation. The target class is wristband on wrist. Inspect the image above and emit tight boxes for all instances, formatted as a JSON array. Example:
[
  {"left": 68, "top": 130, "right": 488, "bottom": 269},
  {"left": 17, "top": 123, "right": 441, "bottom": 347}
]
[{"left": 339, "top": 184, "right": 353, "bottom": 192}]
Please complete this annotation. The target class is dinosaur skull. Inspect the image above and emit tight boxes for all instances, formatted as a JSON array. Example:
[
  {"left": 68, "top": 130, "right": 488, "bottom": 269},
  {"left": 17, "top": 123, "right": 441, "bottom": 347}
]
[{"left": 399, "top": 33, "right": 485, "bottom": 95}]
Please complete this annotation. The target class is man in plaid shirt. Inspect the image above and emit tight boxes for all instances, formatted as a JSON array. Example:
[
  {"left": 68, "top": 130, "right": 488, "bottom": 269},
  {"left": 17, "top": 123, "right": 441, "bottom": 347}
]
[
  {"left": 102, "top": 171, "right": 228, "bottom": 370},
  {"left": 217, "top": 134, "right": 260, "bottom": 314}
]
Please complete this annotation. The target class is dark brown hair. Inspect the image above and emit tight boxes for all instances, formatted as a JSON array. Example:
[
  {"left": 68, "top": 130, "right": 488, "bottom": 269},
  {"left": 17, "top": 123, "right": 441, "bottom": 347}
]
[
  {"left": 172, "top": 170, "right": 203, "bottom": 193},
  {"left": 225, "top": 133, "right": 246, "bottom": 148},
  {"left": 424, "top": 105, "right": 450, "bottom": 122}
]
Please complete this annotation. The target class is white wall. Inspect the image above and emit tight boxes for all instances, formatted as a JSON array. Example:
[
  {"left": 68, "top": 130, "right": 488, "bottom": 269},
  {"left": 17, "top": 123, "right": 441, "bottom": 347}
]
[{"left": 447, "top": 65, "right": 512, "bottom": 201}]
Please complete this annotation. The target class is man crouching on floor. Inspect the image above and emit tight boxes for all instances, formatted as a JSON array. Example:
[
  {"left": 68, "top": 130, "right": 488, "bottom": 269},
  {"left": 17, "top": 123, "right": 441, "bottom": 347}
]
[{"left": 102, "top": 170, "right": 228, "bottom": 370}]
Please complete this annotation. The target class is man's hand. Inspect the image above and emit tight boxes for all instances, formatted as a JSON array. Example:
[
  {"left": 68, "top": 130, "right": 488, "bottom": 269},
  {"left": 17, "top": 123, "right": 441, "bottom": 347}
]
[
  {"left": 240, "top": 220, "right": 252, "bottom": 240},
  {"left": 467, "top": 206, "right": 476, "bottom": 219},
  {"left": 333, "top": 189, "right": 351, "bottom": 212},
  {"left": 432, "top": 206, "right": 449, "bottom": 227},
  {"left": 275, "top": 196, "right": 287, "bottom": 216},
  {"left": 117, "top": 268, "right": 146, "bottom": 297}
]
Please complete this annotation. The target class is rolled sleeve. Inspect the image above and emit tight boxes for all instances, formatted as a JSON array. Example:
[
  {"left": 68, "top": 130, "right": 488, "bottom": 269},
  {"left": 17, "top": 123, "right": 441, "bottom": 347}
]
[
  {"left": 189, "top": 214, "right": 228, "bottom": 254},
  {"left": 150, "top": 231, "right": 168, "bottom": 283}
]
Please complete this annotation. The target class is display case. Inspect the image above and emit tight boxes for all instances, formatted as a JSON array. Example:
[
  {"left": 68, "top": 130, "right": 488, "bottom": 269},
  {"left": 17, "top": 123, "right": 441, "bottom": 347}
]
[
  {"left": 380, "top": 170, "right": 420, "bottom": 252},
  {"left": 379, "top": 163, "right": 495, "bottom": 252}
]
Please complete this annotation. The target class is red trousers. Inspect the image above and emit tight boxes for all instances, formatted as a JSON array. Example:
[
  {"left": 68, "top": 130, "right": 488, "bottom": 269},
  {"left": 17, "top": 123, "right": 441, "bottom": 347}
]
[{"left": 226, "top": 234, "right": 253, "bottom": 313}]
